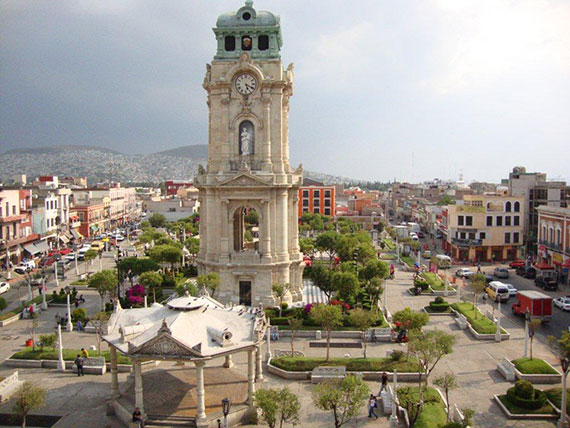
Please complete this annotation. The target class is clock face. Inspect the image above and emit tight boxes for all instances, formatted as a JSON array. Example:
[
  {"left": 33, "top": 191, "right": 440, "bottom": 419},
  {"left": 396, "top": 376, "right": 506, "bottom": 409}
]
[{"left": 235, "top": 74, "right": 257, "bottom": 95}]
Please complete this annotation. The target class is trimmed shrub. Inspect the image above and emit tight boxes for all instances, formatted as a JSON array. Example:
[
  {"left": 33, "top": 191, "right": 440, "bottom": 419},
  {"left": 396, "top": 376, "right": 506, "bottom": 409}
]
[
  {"left": 514, "top": 380, "right": 534, "bottom": 399},
  {"left": 429, "top": 297, "right": 450, "bottom": 312},
  {"left": 71, "top": 308, "right": 87, "bottom": 323},
  {"left": 506, "top": 381, "right": 548, "bottom": 410},
  {"left": 270, "top": 317, "right": 292, "bottom": 326},
  {"left": 281, "top": 302, "right": 289, "bottom": 311},
  {"left": 434, "top": 296, "right": 444, "bottom": 304},
  {"left": 390, "top": 350, "right": 404, "bottom": 361}
]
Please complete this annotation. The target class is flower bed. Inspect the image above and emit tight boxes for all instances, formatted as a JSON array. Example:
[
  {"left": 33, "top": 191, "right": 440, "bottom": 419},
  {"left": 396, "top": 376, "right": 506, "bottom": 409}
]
[
  {"left": 451, "top": 302, "right": 506, "bottom": 334},
  {"left": 268, "top": 307, "right": 389, "bottom": 329},
  {"left": 270, "top": 356, "right": 421, "bottom": 373}
]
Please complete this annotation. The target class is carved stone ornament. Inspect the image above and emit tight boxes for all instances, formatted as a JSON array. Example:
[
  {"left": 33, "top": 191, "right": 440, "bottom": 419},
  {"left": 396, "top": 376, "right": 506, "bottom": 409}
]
[
  {"left": 220, "top": 173, "right": 269, "bottom": 187},
  {"left": 136, "top": 334, "right": 200, "bottom": 357}
]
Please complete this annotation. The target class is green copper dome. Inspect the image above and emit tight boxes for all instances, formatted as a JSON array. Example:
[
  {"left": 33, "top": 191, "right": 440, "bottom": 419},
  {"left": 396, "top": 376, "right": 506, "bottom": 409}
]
[{"left": 213, "top": 1, "right": 282, "bottom": 60}]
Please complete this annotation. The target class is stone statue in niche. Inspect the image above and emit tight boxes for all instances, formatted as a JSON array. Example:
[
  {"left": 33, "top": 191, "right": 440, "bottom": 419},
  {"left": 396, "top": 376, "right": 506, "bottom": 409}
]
[{"left": 239, "top": 121, "right": 254, "bottom": 155}]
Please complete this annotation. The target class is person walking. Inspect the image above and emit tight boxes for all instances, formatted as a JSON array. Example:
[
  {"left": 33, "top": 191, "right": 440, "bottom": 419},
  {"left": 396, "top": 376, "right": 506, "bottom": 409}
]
[
  {"left": 368, "top": 394, "right": 379, "bottom": 419},
  {"left": 74, "top": 354, "right": 84, "bottom": 377},
  {"left": 379, "top": 371, "right": 389, "bottom": 393},
  {"left": 132, "top": 407, "right": 144, "bottom": 428},
  {"left": 477, "top": 262, "right": 482, "bottom": 274}
]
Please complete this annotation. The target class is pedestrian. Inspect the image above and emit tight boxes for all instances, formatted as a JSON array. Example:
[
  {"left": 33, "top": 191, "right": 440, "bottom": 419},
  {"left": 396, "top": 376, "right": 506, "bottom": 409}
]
[
  {"left": 74, "top": 354, "right": 84, "bottom": 377},
  {"left": 132, "top": 407, "right": 144, "bottom": 428},
  {"left": 55, "top": 313, "right": 61, "bottom": 326},
  {"left": 368, "top": 394, "right": 379, "bottom": 419},
  {"left": 477, "top": 262, "right": 482, "bottom": 274},
  {"left": 379, "top": 371, "right": 388, "bottom": 393},
  {"left": 76, "top": 320, "right": 83, "bottom": 331},
  {"left": 81, "top": 348, "right": 89, "bottom": 358},
  {"left": 64, "top": 314, "right": 69, "bottom": 326}
]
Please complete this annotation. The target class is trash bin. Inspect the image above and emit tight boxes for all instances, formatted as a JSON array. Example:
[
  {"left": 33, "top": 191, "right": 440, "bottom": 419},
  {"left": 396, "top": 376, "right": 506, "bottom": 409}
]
[
  {"left": 25, "top": 339, "right": 34, "bottom": 347},
  {"left": 315, "top": 330, "right": 322, "bottom": 340}
]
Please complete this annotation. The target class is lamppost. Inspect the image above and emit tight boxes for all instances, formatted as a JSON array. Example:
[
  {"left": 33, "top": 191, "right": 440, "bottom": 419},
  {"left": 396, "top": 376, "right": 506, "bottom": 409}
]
[
  {"left": 41, "top": 268, "right": 48, "bottom": 310},
  {"left": 495, "top": 301, "right": 502, "bottom": 343},
  {"left": 524, "top": 310, "right": 530, "bottom": 358},
  {"left": 115, "top": 248, "right": 122, "bottom": 300},
  {"left": 221, "top": 397, "right": 231, "bottom": 428},
  {"left": 558, "top": 357, "right": 569, "bottom": 428},
  {"left": 4, "top": 238, "right": 11, "bottom": 280},
  {"left": 24, "top": 271, "right": 33, "bottom": 301},
  {"left": 65, "top": 286, "right": 73, "bottom": 332},
  {"left": 57, "top": 323, "right": 65, "bottom": 372}
]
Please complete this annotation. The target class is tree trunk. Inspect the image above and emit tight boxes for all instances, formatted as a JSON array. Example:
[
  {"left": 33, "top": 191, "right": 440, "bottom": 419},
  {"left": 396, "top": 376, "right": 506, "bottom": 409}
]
[
  {"left": 363, "top": 332, "right": 367, "bottom": 358},
  {"left": 530, "top": 337, "right": 533, "bottom": 360},
  {"left": 291, "top": 332, "right": 295, "bottom": 355},
  {"left": 326, "top": 329, "right": 331, "bottom": 361},
  {"left": 279, "top": 300, "right": 282, "bottom": 317},
  {"left": 445, "top": 389, "right": 450, "bottom": 421},
  {"left": 21, "top": 414, "right": 26, "bottom": 428}
]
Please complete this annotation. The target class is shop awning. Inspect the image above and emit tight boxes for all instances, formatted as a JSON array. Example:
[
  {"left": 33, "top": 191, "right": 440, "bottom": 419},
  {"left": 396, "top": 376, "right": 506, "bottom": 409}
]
[
  {"left": 59, "top": 235, "right": 70, "bottom": 244},
  {"left": 23, "top": 244, "right": 41, "bottom": 256},
  {"left": 34, "top": 241, "right": 50, "bottom": 253}
]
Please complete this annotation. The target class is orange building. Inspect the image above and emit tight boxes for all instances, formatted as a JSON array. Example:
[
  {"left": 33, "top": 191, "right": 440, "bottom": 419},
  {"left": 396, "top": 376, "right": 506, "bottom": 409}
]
[{"left": 298, "top": 178, "right": 335, "bottom": 217}]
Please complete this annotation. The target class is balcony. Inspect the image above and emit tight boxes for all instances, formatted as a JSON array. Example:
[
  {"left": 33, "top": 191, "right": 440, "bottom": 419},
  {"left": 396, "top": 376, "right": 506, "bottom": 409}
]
[
  {"left": 0, "top": 214, "right": 26, "bottom": 224},
  {"left": 539, "top": 240, "right": 563, "bottom": 252},
  {"left": 452, "top": 238, "right": 483, "bottom": 247},
  {"left": 0, "top": 233, "right": 40, "bottom": 249}
]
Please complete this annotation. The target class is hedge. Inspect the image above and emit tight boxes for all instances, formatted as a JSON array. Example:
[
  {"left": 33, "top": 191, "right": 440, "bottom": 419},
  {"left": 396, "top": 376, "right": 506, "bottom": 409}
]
[
  {"left": 271, "top": 356, "right": 421, "bottom": 373},
  {"left": 10, "top": 347, "right": 130, "bottom": 365},
  {"left": 428, "top": 301, "right": 450, "bottom": 312},
  {"left": 506, "top": 387, "right": 547, "bottom": 410}
]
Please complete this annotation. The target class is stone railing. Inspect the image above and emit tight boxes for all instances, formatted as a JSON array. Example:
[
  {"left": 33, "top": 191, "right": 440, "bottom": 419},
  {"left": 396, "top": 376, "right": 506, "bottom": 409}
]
[{"left": 0, "top": 371, "right": 23, "bottom": 403}]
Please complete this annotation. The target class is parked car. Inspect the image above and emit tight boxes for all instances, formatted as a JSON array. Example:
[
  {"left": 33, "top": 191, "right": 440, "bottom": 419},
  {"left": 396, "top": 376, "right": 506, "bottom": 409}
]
[
  {"left": 505, "top": 284, "right": 518, "bottom": 297},
  {"left": 64, "top": 252, "right": 76, "bottom": 261},
  {"left": 494, "top": 267, "right": 509, "bottom": 279},
  {"left": 113, "top": 234, "right": 125, "bottom": 242},
  {"left": 535, "top": 275, "right": 558, "bottom": 291},
  {"left": 554, "top": 297, "right": 570, "bottom": 311},
  {"left": 20, "top": 260, "right": 36, "bottom": 270},
  {"left": 13, "top": 266, "right": 30, "bottom": 275},
  {"left": 486, "top": 281, "right": 510, "bottom": 303},
  {"left": 509, "top": 259, "right": 526, "bottom": 269},
  {"left": 455, "top": 268, "right": 473, "bottom": 278},
  {"left": 40, "top": 256, "right": 57, "bottom": 267},
  {"left": 58, "top": 247, "right": 72, "bottom": 255},
  {"left": 0, "top": 282, "right": 10, "bottom": 294},
  {"left": 516, "top": 266, "right": 536, "bottom": 279}
]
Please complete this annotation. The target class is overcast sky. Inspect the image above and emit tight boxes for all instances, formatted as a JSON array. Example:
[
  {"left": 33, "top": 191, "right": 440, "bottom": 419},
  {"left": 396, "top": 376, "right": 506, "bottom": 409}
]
[{"left": 1, "top": 0, "right": 569, "bottom": 183}]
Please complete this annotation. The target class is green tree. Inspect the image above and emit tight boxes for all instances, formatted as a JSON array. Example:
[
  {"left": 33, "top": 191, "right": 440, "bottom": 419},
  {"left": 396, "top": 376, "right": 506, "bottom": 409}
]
[
  {"left": 470, "top": 274, "right": 487, "bottom": 318},
  {"left": 0, "top": 297, "right": 7, "bottom": 312},
  {"left": 149, "top": 244, "right": 182, "bottom": 276},
  {"left": 88, "top": 270, "right": 117, "bottom": 310},
  {"left": 364, "top": 277, "right": 384, "bottom": 314},
  {"left": 272, "top": 283, "right": 289, "bottom": 317},
  {"left": 12, "top": 381, "right": 46, "bottom": 428},
  {"left": 120, "top": 257, "right": 160, "bottom": 277},
  {"left": 310, "top": 304, "right": 343, "bottom": 361},
  {"left": 139, "top": 271, "right": 163, "bottom": 303},
  {"left": 312, "top": 375, "right": 370, "bottom": 428},
  {"left": 38, "top": 333, "right": 56, "bottom": 351},
  {"left": 528, "top": 319, "right": 542, "bottom": 360},
  {"left": 393, "top": 307, "right": 430, "bottom": 359},
  {"left": 434, "top": 372, "right": 457, "bottom": 421},
  {"left": 347, "top": 309, "right": 374, "bottom": 358},
  {"left": 184, "top": 237, "right": 200, "bottom": 262},
  {"left": 83, "top": 249, "right": 98, "bottom": 273},
  {"left": 299, "top": 237, "right": 315, "bottom": 256},
  {"left": 244, "top": 210, "right": 259, "bottom": 225},
  {"left": 315, "top": 231, "right": 341, "bottom": 265},
  {"left": 288, "top": 317, "right": 303, "bottom": 356},
  {"left": 437, "top": 195, "right": 455, "bottom": 206},
  {"left": 148, "top": 213, "right": 167, "bottom": 228},
  {"left": 360, "top": 259, "right": 389, "bottom": 282},
  {"left": 255, "top": 387, "right": 301, "bottom": 428},
  {"left": 310, "top": 265, "right": 335, "bottom": 303},
  {"left": 331, "top": 271, "right": 359, "bottom": 303},
  {"left": 89, "top": 311, "right": 111, "bottom": 356},
  {"left": 196, "top": 272, "right": 220, "bottom": 297}
]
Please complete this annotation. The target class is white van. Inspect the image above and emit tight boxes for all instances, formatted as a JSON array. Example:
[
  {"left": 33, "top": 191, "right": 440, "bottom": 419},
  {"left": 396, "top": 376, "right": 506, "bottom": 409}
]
[
  {"left": 486, "top": 281, "right": 510, "bottom": 303},
  {"left": 436, "top": 254, "right": 451, "bottom": 269}
]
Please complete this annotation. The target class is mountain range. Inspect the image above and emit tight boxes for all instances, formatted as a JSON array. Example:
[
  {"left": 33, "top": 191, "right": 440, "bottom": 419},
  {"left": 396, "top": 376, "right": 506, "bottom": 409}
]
[{"left": 0, "top": 144, "right": 356, "bottom": 185}]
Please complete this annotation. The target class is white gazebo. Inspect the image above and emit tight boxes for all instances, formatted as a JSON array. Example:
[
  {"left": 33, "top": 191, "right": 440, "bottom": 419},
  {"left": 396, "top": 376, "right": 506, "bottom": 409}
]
[{"left": 103, "top": 293, "right": 267, "bottom": 427}]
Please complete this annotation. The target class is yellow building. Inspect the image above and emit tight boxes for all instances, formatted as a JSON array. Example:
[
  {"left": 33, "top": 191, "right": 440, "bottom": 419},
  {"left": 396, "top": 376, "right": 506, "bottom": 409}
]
[{"left": 447, "top": 194, "right": 525, "bottom": 262}]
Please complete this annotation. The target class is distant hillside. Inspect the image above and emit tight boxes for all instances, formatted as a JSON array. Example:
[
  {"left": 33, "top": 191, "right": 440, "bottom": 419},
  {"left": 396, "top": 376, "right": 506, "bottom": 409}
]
[
  {"left": 154, "top": 145, "right": 207, "bottom": 158},
  {"left": 4, "top": 145, "right": 121, "bottom": 155}
]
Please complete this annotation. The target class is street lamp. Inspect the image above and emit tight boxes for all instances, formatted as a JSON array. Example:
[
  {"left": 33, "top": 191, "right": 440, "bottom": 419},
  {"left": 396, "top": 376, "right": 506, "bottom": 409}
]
[
  {"left": 64, "top": 286, "right": 73, "bottom": 332},
  {"left": 115, "top": 248, "right": 122, "bottom": 300},
  {"left": 559, "top": 357, "right": 569, "bottom": 428},
  {"left": 40, "top": 268, "right": 48, "bottom": 310},
  {"left": 524, "top": 310, "right": 531, "bottom": 358},
  {"left": 221, "top": 397, "right": 231, "bottom": 428},
  {"left": 24, "top": 270, "right": 33, "bottom": 301}
]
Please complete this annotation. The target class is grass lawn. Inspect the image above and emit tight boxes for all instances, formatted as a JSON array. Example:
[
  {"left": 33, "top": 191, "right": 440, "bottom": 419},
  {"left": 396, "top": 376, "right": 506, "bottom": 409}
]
[
  {"left": 512, "top": 358, "right": 559, "bottom": 375},
  {"left": 0, "top": 295, "right": 45, "bottom": 321},
  {"left": 397, "top": 387, "right": 447, "bottom": 428},
  {"left": 10, "top": 347, "right": 130, "bottom": 365},
  {"left": 544, "top": 388, "right": 570, "bottom": 413},
  {"left": 70, "top": 279, "right": 89, "bottom": 286},
  {"left": 381, "top": 238, "right": 396, "bottom": 250},
  {"left": 401, "top": 256, "right": 415, "bottom": 267},
  {"left": 451, "top": 302, "right": 506, "bottom": 334},
  {"left": 420, "top": 272, "right": 444, "bottom": 288},
  {"left": 379, "top": 254, "right": 396, "bottom": 260},
  {"left": 271, "top": 356, "right": 422, "bottom": 373},
  {"left": 497, "top": 394, "right": 556, "bottom": 415}
]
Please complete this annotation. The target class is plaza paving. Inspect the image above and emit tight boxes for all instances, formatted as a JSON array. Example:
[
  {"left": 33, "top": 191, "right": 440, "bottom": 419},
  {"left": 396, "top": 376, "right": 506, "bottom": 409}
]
[{"left": 0, "top": 266, "right": 567, "bottom": 427}]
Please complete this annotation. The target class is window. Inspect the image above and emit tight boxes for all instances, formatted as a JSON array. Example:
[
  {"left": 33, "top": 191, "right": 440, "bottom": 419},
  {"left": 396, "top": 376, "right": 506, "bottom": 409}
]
[
  {"left": 557, "top": 229, "right": 561, "bottom": 245},
  {"left": 12, "top": 205, "right": 16, "bottom": 215},
  {"left": 459, "top": 232, "right": 466, "bottom": 239},
  {"left": 466, "top": 216, "right": 473, "bottom": 226},
  {"left": 496, "top": 216, "right": 503, "bottom": 226},
  {"left": 486, "top": 216, "right": 493, "bottom": 226},
  {"left": 313, "top": 207, "right": 320, "bottom": 214},
  {"left": 514, "top": 201, "right": 520, "bottom": 212},
  {"left": 242, "top": 35, "right": 252, "bottom": 51},
  {"left": 505, "top": 232, "right": 511, "bottom": 244},
  {"left": 324, "top": 208, "right": 331, "bottom": 215},
  {"left": 302, "top": 190, "right": 309, "bottom": 198},
  {"left": 302, "top": 199, "right": 309, "bottom": 207},
  {"left": 324, "top": 199, "right": 331, "bottom": 207},
  {"left": 324, "top": 190, "right": 331, "bottom": 198},
  {"left": 468, "top": 232, "right": 476, "bottom": 240},
  {"left": 513, "top": 232, "right": 520, "bottom": 243},
  {"left": 313, "top": 199, "right": 320, "bottom": 208},
  {"left": 0, "top": 207, "right": 2, "bottom": 217},
  {"left": 258, "top": 35, "right": 269, "bottom": 50},
  {"left": 458, "top": 216, "right": 464, "bottom": 226},
  {"left": 302, "top": 208, "right": 309, "bottom": 213},
  {"left": 479, "top": 232, "right": 486, "bottom": 240},
  {"left": 225, "top": 36, "right": 235, "bottom": 51},
  {"left": 505, "top": 201, "right": 512, "bottom": 212},
  {"left": 314, "top": 190, "right": 320, "bottom": 198},
  {"left": 505, "top": 216, "right": 511, "bottom": 226},
  {"left": 514, "top": 216, "right": 520, "bottom": 226}
]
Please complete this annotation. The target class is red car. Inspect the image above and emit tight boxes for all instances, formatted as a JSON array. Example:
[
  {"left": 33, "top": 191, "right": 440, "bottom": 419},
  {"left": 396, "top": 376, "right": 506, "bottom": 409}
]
[
  {"left": 59, "top": 247, "right": 72, "bottom": 255},
  {"left": 509, "top": 259, "right": 526, "bottom": 269}
]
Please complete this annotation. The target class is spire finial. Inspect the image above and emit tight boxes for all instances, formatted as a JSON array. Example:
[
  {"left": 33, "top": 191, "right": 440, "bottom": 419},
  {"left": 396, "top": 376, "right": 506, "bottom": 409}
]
[{"left": 245, "top": 0, "right": 253, "bottom": 7}]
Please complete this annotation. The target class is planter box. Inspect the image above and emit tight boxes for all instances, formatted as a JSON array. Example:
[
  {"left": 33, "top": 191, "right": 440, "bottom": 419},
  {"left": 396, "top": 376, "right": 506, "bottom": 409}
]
[
  {"left": 42, "top": 360, "right": 74, "bottom": 369},
  {"left": 422, "top": 308, "right": 455, "bottom": 316},
  {"left": 466, "top": 322, "right": 510, "bottom": 341},
  {"left": 5, "top": 359, "right": 43, "bottom": 368},
  {"left": 0, "top": 313, "right": 21, "bottom": 327},
  {"left": 267, "top": 360, "right": 310, "bottom": 380},
  {"left": 48, "top": 303, "right": 69, "bottom": 308},
  {"left": 494, "top": 395, "right": 558, "bottom": 420},
  {"left": 513, "top": 361, "right": 562, "bottom": 384},
  {"left": 278, "top": 330, "right": 362, "bottom": 339}
]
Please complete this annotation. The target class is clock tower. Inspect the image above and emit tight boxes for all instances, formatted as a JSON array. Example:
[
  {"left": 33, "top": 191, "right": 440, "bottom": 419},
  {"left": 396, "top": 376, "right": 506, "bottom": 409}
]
[{"left": 195, "top": 1, "right": 304, "bottom": 307}]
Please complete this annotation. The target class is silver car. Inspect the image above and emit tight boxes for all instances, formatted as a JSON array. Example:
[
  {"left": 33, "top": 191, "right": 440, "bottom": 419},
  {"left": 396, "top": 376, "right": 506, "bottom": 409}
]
[{"left": 494, "top": 267, "right": 509, "bottom": 279}]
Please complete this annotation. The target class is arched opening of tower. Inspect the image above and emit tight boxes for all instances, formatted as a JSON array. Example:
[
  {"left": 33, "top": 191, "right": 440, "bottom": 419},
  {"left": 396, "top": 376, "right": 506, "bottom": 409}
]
[{"left": 233, "top": 207, "right": 259, "bottom": 252}]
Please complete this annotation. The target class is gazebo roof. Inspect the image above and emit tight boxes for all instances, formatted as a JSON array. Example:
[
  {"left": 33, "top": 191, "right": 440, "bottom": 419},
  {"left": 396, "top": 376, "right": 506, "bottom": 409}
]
[{"left": 103, "top": 296, "right": 267, "bottom": 360}]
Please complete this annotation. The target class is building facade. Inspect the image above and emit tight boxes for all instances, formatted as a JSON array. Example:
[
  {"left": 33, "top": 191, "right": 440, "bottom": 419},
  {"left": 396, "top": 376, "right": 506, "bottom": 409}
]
[
  {"left": 446, "top": 194, "right": 525, "bottom": 262},
  {"left": 0, "top": 189, "right": 38, "bottom": 266},
  {"left": 195, "top": 1, "right": 304, "bottom": 307},
  {"left": 298, "top": 178, "right": 335, "bottom": 217},
  {"left": 537, "top": 206, "right": 570, "bottom": 283}
]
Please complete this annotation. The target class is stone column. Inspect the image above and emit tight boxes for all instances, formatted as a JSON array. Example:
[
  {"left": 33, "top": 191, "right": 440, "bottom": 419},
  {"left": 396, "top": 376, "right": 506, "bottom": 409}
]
[
  {"left": 195, "top": 361, "right": 207, "bottom": 422},
  {"left": 110, "top": 346, "right": 120, "bottom": 399},
  {"left": 255, "top": 345, "right": 263, "bottom": 381},
  {"left": 262, "top": 95, "right": 272, "bottom": 171},
  {"left": 276, "top": 190, "right": 288, "bottom": 259},
  {"left": 133, "top": 359, "right": 145, "bottom": 416},
  {"left": 223, "top": 354, "right": 234, "bottom": 368},
  {"left": 261, "top": 200, "right": 271, "bottom": 261},
  {"left": 265, "top": 324, "right": 272, "bottom": 361},
  {"left": 247, "top": 349, "right": 256, "bottom": 406},
  {"left": 220, "top": 200, "right": 229, "bottom": 261}
]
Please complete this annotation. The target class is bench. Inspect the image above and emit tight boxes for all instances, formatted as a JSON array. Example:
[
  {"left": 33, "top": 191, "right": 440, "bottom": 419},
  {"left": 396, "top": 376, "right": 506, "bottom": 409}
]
[
  {"left": 273, "top": 349, "right": 305, "bottom": 357},
  {"left": 454, "top": 314, "right": 467, "bottom": 330},
  {"left": 497, "top": 357, "right": 516, "bottom": 381},
  {"left": 72, "top": 357, "right": 107, "bottom": 375},
  {"left": 366, "top": 328, "right": 392, "bottom": 343},
  {"left": 311, "top": 366, "right": 346, "bottom": 384},
  {"left": 381, "top": 385, "right": 393, "bottom": 415},
  {"left": 485, "top": 310, "right": 497, "bottom": 323}
]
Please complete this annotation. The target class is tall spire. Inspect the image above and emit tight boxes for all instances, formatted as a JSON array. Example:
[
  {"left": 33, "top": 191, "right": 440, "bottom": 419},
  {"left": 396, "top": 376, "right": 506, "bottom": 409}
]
[{"left": 245, "top": 0, "right": 253, "bottom": 7}]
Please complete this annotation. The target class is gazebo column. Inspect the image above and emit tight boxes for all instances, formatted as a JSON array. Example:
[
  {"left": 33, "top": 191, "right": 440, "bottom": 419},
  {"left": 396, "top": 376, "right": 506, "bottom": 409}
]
[
  {"left": 133, "top": 359, "right": 145, "bottom": 416},
  {"left": 223, "top": 354, "right": 234, "bottom": 368},
  {"left": 110, "top": 346, "right": 120, "bottom": 399},
  {"left": 195, "top": 361, "right": 207, "bottom": 423},
  {"left": 255, "top": 345, "right": 263, "bottom": 381},
  {"left": 247, "top": 349, "right": 256, "bottom": 406}
]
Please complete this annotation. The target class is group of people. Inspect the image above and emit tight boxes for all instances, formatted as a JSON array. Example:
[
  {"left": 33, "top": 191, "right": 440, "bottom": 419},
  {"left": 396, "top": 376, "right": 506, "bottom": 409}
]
[
  {"left": 368, "top": 372, "right": 390, "bottom": 418},
  {"left": 73, "top": 348, "right": 90, "bottom": 376}
]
